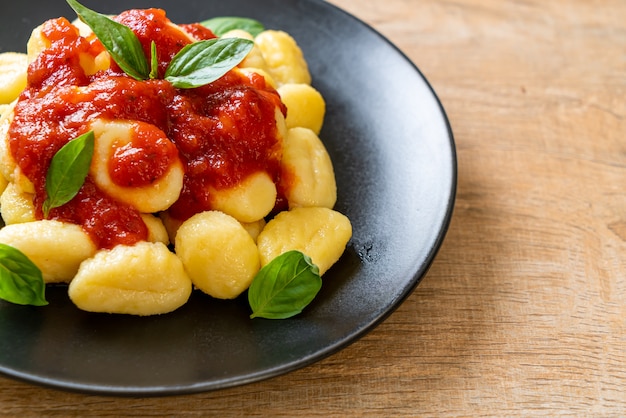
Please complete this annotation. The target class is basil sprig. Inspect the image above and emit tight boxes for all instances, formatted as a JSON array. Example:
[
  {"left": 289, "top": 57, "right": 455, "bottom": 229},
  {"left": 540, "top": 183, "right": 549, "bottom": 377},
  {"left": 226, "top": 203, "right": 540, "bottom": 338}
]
[
  {"left": 201, "top": 17, "right": 265, "bottom": 37},
  {"left": 0, "top": 244, "right": 47, "bottom": 306},
  {"left": 66, "top": 0, "right": 253, "bottom": 88},
  {"left": 43, "top": 131, "right": 94, "bottom": 218},
  {"left": 67, "top": 0, "right": 149, "bottom": 80},
  {"left": 165, "top": 38, "right": 253, "bottom": 88},
  {"left": 248, "top": 251, "right": 322, "bottom": 319}
]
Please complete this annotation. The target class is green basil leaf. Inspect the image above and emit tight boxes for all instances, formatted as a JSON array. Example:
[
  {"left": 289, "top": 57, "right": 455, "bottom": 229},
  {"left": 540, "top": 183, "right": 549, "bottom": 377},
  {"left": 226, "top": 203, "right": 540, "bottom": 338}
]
[
  {"left": 0, "top": 243, "right": 47, "bottom": 306},
  {"left": 43, "top": 131, "right": 95, "bottom": 218},
  {"left": 66, "top": 0, "right": 149, "bottom": 80},
  {"left": 164, "top": 37, "right": 253, "bottom": 89},
  {"left": 149, "top": 40, "right": 159, "bottom": 79},
  {"left": 248, "top": 250, "right": 322, "bottom": 319},
  {"left": 201, "top": 16, "right": 265, "bottom": 37}
]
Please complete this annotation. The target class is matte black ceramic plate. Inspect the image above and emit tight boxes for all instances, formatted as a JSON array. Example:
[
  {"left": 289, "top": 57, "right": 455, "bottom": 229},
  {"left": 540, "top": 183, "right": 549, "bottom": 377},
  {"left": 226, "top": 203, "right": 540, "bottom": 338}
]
[{"left": 0, "top": 0, "right": 456, "bottom": 396}]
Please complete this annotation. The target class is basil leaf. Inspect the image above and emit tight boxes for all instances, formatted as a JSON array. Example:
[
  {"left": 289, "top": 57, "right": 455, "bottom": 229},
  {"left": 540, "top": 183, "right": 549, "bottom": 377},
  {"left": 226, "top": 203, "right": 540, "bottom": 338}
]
[
  {"left": 43, "top": 131, "right": 95, "bottom": 218},
  {"left": 66, "top": 0, "right": 149, "bottom": 80},
  {"left": 248, "top": 251, "right": 322, "bottom": 319},
  {"left": 0, "top": 243, "right": 47, "bottom": 306},
  {"left": 149, "top": 40, "right": 159, "bottom": 79},
  {"left": 164, "top": 37, "right": 253, "bottom": 89},
  {"left": 201, "top": 16, "right": 265, "bottom": 37}
]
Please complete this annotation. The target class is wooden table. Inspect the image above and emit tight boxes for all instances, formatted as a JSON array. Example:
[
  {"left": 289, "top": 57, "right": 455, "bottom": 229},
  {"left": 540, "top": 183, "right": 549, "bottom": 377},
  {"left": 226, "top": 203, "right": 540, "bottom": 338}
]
[{"left": 2, "top": 0, "right": 624, "bottom": 415}]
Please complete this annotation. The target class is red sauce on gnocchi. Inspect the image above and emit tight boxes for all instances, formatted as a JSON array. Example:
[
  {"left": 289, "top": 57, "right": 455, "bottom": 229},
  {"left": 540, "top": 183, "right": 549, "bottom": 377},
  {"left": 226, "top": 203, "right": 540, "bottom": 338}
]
[
  {"left": 107, "top": 122, "right": 178, "bottom": 188},
  {"left": 7, "top": 9, "right": 286, "bottom": 249}
]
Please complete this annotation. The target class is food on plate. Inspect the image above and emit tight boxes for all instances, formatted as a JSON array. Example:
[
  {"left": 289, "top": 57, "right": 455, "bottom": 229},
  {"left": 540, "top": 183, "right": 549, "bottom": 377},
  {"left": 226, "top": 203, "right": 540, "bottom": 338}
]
[{"left": 0, "top": 1, "right": 351, "bottom": 317}]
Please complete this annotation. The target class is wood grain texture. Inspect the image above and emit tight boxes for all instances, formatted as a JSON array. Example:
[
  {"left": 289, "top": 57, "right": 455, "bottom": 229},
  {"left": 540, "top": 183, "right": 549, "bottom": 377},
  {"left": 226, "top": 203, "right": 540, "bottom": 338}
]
[{"left": 0, "top": 0, "right": 624, "bottom": 415}]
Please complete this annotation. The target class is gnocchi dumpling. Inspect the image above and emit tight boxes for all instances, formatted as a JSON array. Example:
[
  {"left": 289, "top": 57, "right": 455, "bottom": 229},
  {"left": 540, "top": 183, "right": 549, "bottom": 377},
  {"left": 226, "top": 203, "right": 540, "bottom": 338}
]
[
  {"left": 210, "top": 170, "right": 277, "bottom": 223},
  {"left": 281, "top": 127, "right": 337, "bottom": 209},
  {"left": 175, "top": 211, "right": 260, "bottom": 299},
  {"left": 0, "top": 182, "right": 35, "bottom": 225},
  {"left": 90, "top": 118, "right": 184, "bottom": 213},
  {"left": 277, "top": 83, "right": 325, "bottom": 135},
  {"left": 68, "top": 241, "right": 192, "bottom": 315},
  {"left": 0, "top": 52, "right": 28, "bottom": 105},
  {"left": 26, "top": 25, "right": 51, "bottom": 63},
  {"left": 255, "top": 30, "right": 311, "bottom": 86},
  {"left": 0, "top": 220, "right": 96, "bottom": 283},
  {"left": 257, "top": 207, "right": 351, "bottom": 275},
  {"left": 141, "top": 214, "right": 170, "bottom": 245}
]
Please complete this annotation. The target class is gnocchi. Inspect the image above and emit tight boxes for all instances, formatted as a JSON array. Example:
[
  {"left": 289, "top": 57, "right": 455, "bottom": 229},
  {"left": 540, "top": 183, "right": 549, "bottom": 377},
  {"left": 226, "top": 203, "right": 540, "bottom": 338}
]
[
  {"left": 68, "top": 242, "right": 192, "bottom": 315},
  {"left": 175, "top": 211, "right": 260, "bottom": 299},
  {"left": 89, "top": 118, "right": 185, "bottom": 213},
  {"left": 209, "top": 170, "right": 278, "bottom": 223},
  {"left": 0, "top": 220, "right": 96, "bottom": 283},
  {"left": 0, "top": 53, "right": 28, "bottom": 104},
  {"left": 0, "top": 7, "right": 352, "bottom": 316},
  {"left": 141, "top": 213, "right": 170, "bottom": 245},
  {"left": 0, "top": 182, "right": 36, "bottom": 225},
  {"left": 280, "top": 127, "right": 337, "bottom": 209},
  {"left": 277, "top": 83, "right": 326, "bottom": 135},
  {"left": 255, "top": 30, "right": 312, "bottom": 86}
]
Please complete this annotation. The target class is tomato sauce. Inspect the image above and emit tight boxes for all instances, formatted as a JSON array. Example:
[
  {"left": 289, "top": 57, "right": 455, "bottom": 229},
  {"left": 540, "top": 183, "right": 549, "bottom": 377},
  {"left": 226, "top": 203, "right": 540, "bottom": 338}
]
[
  {"left": 108, "top": 122, "right": 179, "bottom": 188},
  {"left": 7, "top": 9, "right": 286, "bottom": 249}
]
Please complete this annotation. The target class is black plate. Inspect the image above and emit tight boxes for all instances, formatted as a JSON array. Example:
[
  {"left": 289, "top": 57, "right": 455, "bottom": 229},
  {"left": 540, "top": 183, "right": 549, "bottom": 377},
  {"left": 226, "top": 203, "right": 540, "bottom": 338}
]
[{"left": 0, "top": 0, "right": 456, "bottom": 396}]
